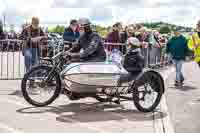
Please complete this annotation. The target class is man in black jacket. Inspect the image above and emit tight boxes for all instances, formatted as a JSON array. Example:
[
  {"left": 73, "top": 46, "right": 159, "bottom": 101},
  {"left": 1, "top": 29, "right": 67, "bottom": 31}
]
[{"left": 66, "top": 18, "right": 106, "bottom": 62}]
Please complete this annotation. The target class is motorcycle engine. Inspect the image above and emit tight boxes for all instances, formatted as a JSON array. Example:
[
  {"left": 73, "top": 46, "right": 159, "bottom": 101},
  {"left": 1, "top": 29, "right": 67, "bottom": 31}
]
[
  {"left": 63, "top": 89, "right": 81, "bottom": 100},
  {"left": 104, "top": 88, "right": 117, "bottom": 95}
]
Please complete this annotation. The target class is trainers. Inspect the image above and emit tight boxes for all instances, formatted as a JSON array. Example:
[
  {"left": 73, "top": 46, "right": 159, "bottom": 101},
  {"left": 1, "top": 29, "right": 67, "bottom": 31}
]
[
  {"left": 180, "top": 78, "right": 185, "bottom": 83},
  {"left": 174, "top": 81, "right": 183, "bottom": 86}
]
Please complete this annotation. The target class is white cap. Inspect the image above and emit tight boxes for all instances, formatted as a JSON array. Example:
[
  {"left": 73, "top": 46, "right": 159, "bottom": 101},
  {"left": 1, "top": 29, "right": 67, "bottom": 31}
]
[{"left": 127, "top": 37, "right": 140, "bottom": 47}]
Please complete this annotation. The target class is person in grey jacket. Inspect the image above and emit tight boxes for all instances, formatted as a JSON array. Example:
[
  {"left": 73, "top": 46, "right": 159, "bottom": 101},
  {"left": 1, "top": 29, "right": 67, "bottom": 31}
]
[{"left": 66, "top": 18, "right": 106, "bottom": 62}]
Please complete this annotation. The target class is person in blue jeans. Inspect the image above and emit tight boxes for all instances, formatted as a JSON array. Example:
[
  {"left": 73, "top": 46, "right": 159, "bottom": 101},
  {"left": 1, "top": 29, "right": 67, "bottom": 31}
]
[
  {"left": 20, "top": 17, "right": 47, "bottom": 72},
  {"left": 166, "top": 27, "right": 189, "bottom": 86},
  {"left": 23, "top": 48, "right": 39, "bottom": 71}
]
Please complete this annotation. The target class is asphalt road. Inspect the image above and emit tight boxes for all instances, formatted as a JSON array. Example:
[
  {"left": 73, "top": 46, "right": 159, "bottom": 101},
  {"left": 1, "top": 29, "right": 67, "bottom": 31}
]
[
  {"left": 0, "top": 79, "right": 160, "bottom": 133},
  {"left": 3, "top": 51, "right": 200, "bottom": 133},
  {"left": 0, "top": 66, "right": 175, "bottom": 133},
  {"left": 165, "top": 62, "right": 200, "bottom": 133}
]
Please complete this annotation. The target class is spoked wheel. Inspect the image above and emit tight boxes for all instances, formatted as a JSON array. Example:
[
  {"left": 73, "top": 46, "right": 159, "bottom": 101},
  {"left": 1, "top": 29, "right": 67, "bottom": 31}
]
[
  {"left": 21, "top": 65, "right": 61, "bottom": 107},
  {"left": 132, "top": 71, "right": 164, "bottom": 112}
]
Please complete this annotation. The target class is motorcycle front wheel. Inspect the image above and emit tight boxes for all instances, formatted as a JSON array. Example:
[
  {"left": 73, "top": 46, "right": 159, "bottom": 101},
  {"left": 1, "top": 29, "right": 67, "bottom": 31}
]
[{"left": 21, "top": 65, "right": 61, "bottom": 107}]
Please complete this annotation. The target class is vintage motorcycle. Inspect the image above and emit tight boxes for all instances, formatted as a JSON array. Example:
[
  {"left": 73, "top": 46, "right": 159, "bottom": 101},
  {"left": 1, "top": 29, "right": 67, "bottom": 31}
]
[{"left": 21, "top": 49, "right": 165, "bottom": 113}]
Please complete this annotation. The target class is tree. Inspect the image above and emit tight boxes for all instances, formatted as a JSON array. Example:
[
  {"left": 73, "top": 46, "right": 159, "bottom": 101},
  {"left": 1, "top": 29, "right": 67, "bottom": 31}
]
[
  {"left": 93, "top": 25, "right": 108, "bottom": 38},
  {"left": 159, "top": 26, "right": 171, "bottom": 34},
  {"left": 48, "top": 25, "right": 65, "bottom": 34}
]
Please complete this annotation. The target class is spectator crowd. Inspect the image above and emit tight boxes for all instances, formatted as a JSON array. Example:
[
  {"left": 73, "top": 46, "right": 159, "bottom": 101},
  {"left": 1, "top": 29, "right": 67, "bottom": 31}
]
[
  {"left": 0, "top": 17, "right": 175, "bottom": 72},
  {"left": 2, "top": 17, "right": 200, "bottom": 87}
]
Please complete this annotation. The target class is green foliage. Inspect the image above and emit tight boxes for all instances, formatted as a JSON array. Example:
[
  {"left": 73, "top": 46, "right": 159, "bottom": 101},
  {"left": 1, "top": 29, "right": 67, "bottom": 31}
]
[
  {"left": 159, "top": 26, "right": 171, "bottom": 34},
  {"left": 47, "top": 22, "right": 192, "bottom": 37},
  {"left": 92, "top": 25, "right": 108, "bottom": 38},
  {"left": 48, "top": 25, "right": 65, "bottom": 33},
  {"left": 142, "top": 21, "right": 192, "bottom": 32}
]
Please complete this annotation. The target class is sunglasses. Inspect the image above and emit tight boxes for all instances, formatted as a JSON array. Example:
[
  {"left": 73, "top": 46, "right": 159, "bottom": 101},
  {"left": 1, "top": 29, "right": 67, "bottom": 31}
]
[{"left": 71, "top": 23, "right": 78, "bottom": 26}]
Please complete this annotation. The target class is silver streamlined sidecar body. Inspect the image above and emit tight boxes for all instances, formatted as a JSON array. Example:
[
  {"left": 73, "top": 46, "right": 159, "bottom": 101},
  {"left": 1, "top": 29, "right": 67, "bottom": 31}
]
[{"left": 60, "top": 62, "right": 133, "bottom": 93}]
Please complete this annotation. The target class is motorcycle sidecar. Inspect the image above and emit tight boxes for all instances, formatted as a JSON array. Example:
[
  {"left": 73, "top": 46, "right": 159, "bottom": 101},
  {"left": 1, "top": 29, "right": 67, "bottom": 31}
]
[{"left": 61, "top": 62, "right": 130, "bottom": 93}]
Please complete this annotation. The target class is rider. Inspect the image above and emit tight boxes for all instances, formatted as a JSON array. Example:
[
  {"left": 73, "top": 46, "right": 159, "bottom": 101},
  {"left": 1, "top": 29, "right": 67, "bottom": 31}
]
[{"left": 66, "top": 18, "right": 106, "bottom": 62}]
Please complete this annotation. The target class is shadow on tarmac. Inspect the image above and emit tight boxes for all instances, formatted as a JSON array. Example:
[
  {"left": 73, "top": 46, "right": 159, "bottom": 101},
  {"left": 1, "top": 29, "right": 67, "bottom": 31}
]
[
  {"left": 170, "top": 85, "right": 198, "bottom": 91},
  {"left": 16, "top": 102, "right": 167, "bottom": 123},
  {"left": 8, "top": 90, "right": 23, "bottom": 97}
]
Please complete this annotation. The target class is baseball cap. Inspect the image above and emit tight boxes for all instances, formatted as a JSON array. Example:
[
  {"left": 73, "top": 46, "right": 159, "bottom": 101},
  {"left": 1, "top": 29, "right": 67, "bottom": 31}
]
[{"left": 78, "top": 18, "right": 91, "bottom": 27}]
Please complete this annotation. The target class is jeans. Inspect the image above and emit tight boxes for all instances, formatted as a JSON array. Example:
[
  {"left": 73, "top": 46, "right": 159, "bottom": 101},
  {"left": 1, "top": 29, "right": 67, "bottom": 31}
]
[
  {"left": 24, "top": 48, "right": 39, "bottom": 72},
  {"left": 173, "top": 60, "right": 184, "bottom": 82}
]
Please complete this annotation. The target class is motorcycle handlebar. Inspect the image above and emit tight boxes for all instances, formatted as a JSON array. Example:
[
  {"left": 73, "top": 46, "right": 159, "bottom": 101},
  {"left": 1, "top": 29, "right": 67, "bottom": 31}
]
[{"left": 51, "top": 51, "right": 71, "bottom": 61}]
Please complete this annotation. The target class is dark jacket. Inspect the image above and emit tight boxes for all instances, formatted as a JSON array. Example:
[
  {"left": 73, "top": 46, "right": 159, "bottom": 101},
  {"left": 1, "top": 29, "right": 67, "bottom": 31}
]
[
  {"left": 120, "top": 32, "right": 135, "bottom": 43},
  {"left": 120, "top": 31, "right": 128, "bottom": 43},
  {"left": 106, "top": 31, "right": 120, "bottom": 43},
  {"left": 70, "top": 32, "right": 106, "bottom": 62},
  {"left": 20, "top": 25, "right": 45, "bottom": 48},
  {"left": 123, "top": 49, "right": 144, "bottom": 73},
  {"left": 63, "top": 27, "right": 80, "bottom": 42},
  {"left": 0, "top": 25, "right": 4, "bottom": 40},
  {"left": 166, "top": 35, "right": 189, "bottom": 60},
  {"left": 120, "top": 31, "right": 136, "bottom": 54}
]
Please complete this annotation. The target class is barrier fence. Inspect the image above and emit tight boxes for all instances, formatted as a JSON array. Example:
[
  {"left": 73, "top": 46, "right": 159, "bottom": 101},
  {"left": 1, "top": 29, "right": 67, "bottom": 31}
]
[{"left": 0, "top": 39, "right": 171, "bottom": 80}]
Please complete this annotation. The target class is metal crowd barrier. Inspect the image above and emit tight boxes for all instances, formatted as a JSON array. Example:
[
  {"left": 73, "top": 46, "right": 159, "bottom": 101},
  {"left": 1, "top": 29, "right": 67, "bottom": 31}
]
[
  {"left": 0, "top": 39, "right": 171, "bottom": 80},
  {"left": 103, "top": 42, "right": 172, "bottom": 69}
]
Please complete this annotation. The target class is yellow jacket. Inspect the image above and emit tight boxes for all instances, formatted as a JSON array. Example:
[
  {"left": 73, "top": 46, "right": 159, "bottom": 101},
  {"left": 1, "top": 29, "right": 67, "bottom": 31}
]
[{"left": 188, "top": 33, "right": 200, "bottom": 62}]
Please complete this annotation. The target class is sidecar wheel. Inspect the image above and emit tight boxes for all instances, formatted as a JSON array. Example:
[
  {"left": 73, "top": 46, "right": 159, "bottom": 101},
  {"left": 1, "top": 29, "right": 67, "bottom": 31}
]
[{"left": 132, "top": 71, "right": 163, "bottom": 112}]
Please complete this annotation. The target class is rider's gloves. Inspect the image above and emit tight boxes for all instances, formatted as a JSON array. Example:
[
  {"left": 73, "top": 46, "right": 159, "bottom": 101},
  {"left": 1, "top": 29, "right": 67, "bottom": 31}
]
[
  {"left": 69, "top": 53, "right": 81, "bottom": 58},
  {"left": 65, "top": 51, "right": 80, "bottom": 59}
]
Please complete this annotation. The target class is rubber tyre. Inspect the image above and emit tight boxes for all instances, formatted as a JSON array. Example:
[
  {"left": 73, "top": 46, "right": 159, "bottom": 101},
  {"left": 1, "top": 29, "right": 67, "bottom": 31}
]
[
  {"left": 21, "top": 65, "right": 61, "bottom": 107},
  {"left": 132, "top": 71, "right": 163, "bottom": 112}
]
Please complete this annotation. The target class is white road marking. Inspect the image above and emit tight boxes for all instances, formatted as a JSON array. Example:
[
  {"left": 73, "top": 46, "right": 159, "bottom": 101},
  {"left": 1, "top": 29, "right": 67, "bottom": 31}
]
[
  {"left": 160, "top": 95, "right": 175, "bottom": 133},
  {"left": 154, "top": 67, "right": 175, "bottom": 133}
]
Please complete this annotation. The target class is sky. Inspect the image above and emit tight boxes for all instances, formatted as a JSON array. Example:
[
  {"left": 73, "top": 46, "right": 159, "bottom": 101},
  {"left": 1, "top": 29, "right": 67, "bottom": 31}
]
[{"left": 0, "top": 0, "right": 200, "bottom": 30}]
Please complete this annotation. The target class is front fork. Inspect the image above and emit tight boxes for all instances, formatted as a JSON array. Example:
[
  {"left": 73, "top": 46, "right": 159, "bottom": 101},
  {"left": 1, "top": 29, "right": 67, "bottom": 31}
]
[{"left": 41, "top": 66, "right": 59, "bottom": 87}]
